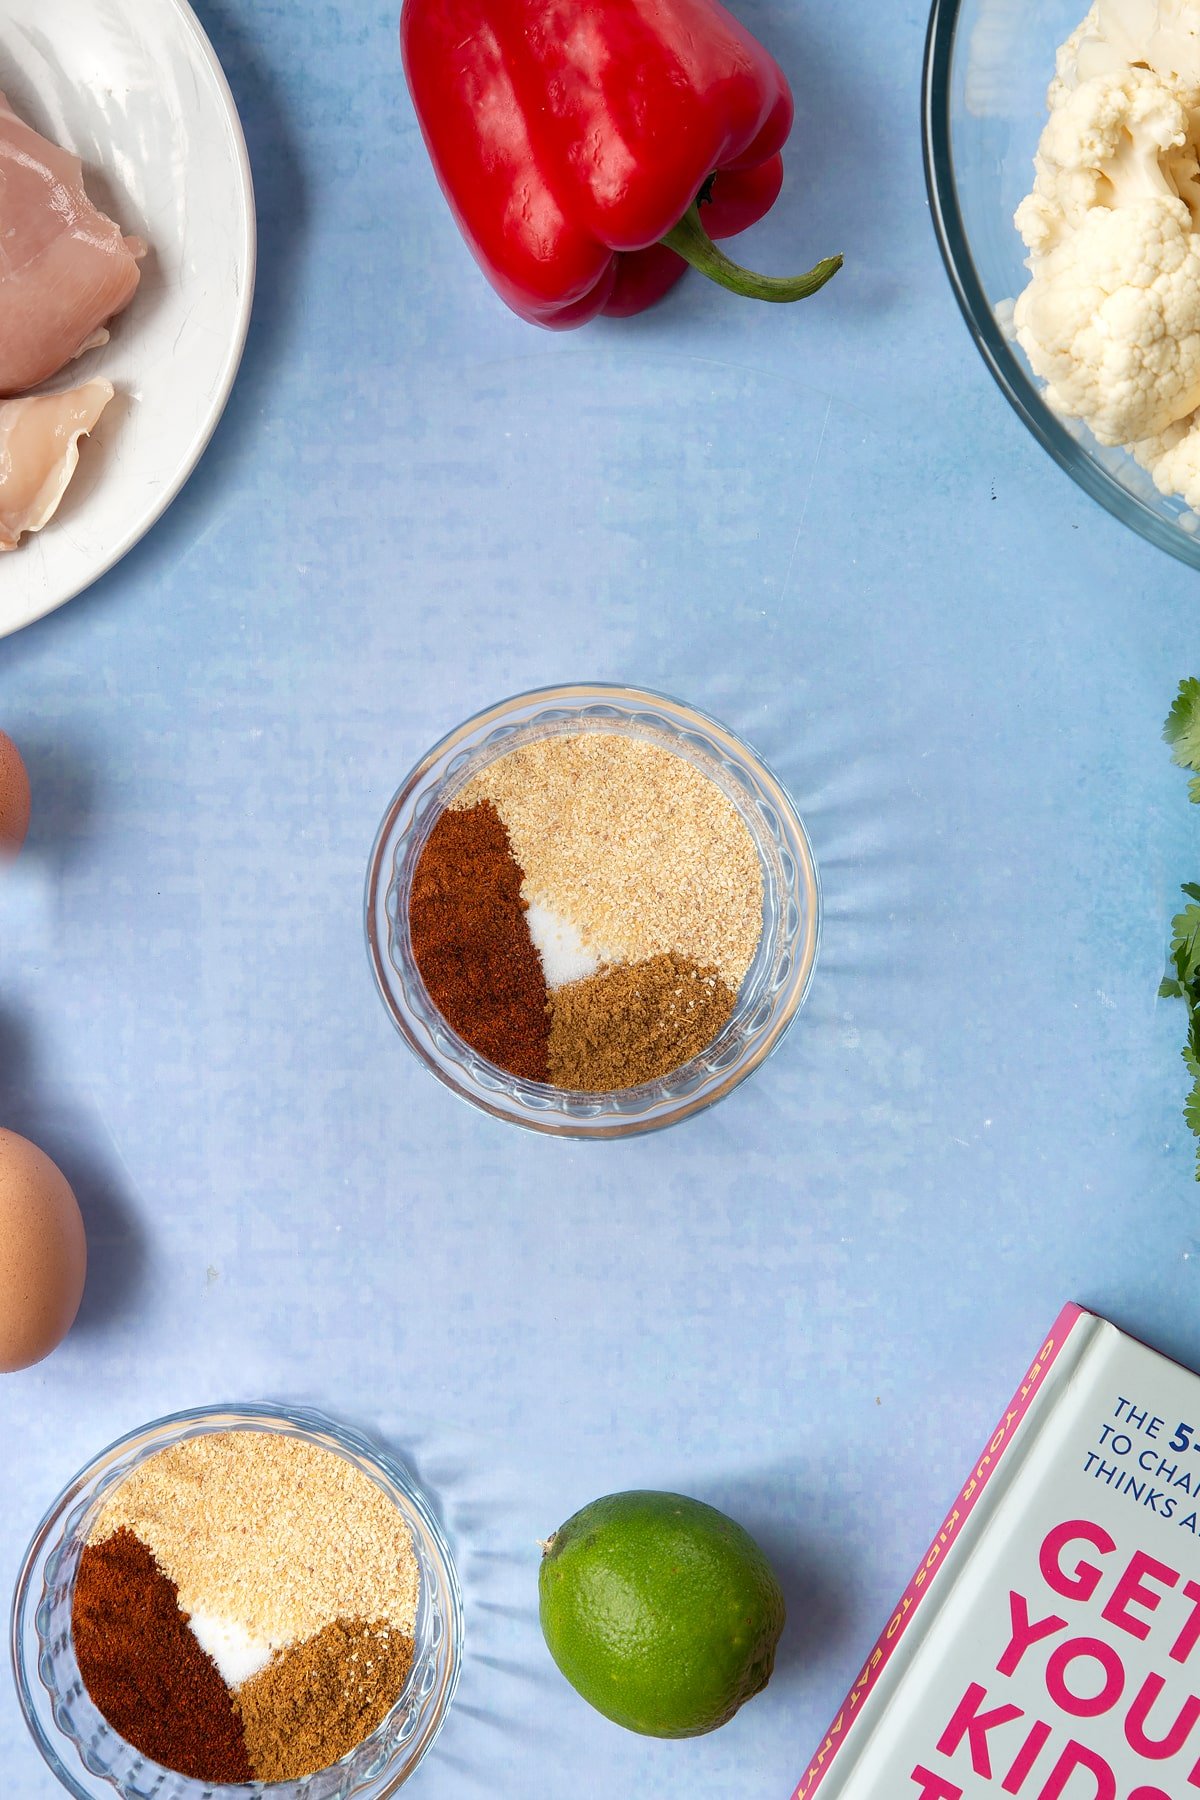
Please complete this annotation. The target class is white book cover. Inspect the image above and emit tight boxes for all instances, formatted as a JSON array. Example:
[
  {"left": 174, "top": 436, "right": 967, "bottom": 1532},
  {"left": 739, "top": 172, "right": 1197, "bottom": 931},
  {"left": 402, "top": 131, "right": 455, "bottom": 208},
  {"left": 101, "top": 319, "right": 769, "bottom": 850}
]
[{"left": 793, "top": 1305, "right": 1200, "bottom": 1800}]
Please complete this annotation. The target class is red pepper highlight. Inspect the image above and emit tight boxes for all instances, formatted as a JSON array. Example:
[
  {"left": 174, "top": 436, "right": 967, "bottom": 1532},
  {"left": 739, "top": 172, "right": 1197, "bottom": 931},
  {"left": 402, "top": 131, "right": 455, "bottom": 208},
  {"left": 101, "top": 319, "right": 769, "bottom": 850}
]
[{"left": 400, "top": 0, "right": 842, "bottom": 329}]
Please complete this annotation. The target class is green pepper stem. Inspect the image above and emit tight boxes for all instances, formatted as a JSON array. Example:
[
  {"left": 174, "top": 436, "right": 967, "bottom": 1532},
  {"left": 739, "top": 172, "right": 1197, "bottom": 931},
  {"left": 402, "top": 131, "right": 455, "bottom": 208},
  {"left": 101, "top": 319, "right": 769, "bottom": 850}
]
[{"left": 661, "top": 203, "right": 842, "bottom": 303}]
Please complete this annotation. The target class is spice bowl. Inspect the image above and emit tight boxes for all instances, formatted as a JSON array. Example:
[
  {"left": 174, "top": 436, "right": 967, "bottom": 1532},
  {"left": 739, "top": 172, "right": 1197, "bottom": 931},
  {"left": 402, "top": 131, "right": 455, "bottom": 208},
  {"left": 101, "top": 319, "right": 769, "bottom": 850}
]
[
  {"left": 365, "top": 682, "right": 821, "bottom": 1137},
  {"left": 11, "top": 1403, "right": 463, "bottom": 1800}
]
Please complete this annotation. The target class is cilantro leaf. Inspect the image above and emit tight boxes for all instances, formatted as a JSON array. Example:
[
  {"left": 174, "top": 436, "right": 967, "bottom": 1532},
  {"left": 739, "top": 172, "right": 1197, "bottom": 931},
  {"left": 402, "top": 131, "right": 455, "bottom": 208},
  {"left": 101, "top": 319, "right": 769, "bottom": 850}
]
[
  {"left": 1162, "top": 892, "right": 1200, "bottom": 1178},
  {"left": 1184, "top": 1080, "right": 1200, "bottom": 1139},
  {"left": 1160, "top": 683, "right": 1200, "bottom": 1176},
  {"left": 1164, "top": 677, "right": 1200, "bottom": 774},
  {"left": 1165, "top": 905, "right": 1200, "bottom": 987}
]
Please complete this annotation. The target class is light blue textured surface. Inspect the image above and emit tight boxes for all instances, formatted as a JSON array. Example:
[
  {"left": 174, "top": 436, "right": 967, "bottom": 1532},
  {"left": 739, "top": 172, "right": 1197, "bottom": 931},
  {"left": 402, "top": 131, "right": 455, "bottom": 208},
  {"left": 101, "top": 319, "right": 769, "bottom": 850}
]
[{"left": 3, "top": 1, "right": 1200, "bottom": 1795}]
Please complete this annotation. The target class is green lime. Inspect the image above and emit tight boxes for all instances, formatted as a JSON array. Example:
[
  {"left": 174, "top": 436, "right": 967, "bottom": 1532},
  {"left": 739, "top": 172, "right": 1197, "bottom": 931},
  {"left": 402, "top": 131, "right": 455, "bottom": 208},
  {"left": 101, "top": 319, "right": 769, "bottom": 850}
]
[{"left": 538, "top": 1489, "right": 785, "bottom": 1737}]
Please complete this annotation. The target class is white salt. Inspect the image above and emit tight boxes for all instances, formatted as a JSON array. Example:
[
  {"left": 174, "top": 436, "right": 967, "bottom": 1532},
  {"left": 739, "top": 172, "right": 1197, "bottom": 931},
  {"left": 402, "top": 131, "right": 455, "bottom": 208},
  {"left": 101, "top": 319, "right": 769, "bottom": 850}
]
[
  {"left": 525, "top": 900, "right": 606, "bottom": 988},
  {"left": 188, "top": 1609, "right": 276, "bottom": 1687}
]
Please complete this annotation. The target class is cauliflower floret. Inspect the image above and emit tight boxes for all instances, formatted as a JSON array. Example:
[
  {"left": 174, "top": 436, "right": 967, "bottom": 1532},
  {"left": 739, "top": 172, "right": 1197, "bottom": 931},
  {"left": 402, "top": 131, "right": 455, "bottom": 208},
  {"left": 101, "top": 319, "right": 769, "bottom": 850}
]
[
  {"left": 1014, "top": 6, "right": 1200, "bottom": 505},
  {"left": 1049, "top": 7, "right": 1107, "bottom": 105},
  {"left": 1015, "top": 193, "right": 1200, "bottom": 442},
  {"left": 1051, "top": 5, "right": 1192, "bottom": 89},
  {"left": 1095, "top": 0, "right": 1200, "bottom": 88},
  {"left": 1131, "top": 407, "right": 1200, "bottom": 505},
  {"left": 1054, "top": 2, "right": 1200, "bottom": 91},
  {"left": 1016, "top": 68, "right": 1191, "bottom": 253}
]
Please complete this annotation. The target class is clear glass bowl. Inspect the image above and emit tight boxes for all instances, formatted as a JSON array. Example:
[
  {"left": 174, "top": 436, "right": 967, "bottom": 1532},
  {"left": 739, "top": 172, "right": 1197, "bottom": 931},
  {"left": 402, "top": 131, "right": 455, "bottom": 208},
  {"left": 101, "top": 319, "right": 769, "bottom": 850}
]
[
  {"left": 364, "top": 682, "right": 821, "bottom": 1139},
  {"left": 923, "top": 0, "right": 1200, "bottom": 567},
  {"left": 11, "top": 1404, "right": 463, "bottom": 1800}
]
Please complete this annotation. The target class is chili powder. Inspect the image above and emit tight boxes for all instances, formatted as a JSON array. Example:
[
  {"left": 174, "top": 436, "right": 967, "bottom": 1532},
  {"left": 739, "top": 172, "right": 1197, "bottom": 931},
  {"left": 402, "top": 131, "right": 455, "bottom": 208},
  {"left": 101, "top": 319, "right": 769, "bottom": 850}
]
[
  {"left": 409, "top": 799, "right": 549, "bottom": 1081},
  {"left": 71, "top": 1527, "right": 252, "bottom": 1783}
]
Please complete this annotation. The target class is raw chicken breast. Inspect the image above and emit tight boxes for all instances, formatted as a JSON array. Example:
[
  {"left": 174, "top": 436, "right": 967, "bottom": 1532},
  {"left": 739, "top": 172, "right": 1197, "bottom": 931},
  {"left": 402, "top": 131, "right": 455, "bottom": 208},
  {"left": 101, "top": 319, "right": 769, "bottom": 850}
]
[
  {"left": 0, "top": 91, "right": 143, "bottom": 395},
  {"left": 0, "top": 379, "right": 113, "bottom": 551}
]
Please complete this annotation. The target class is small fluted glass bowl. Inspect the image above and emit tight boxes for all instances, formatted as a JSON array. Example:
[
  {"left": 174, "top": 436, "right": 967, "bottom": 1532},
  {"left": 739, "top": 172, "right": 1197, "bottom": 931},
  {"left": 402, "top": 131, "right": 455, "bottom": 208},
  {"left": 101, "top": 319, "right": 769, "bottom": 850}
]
[
  {"left": 923, "top": 0, "right": 1200, "bottom": 567},
  {"left": 364, "top": 682, "right": 821, "bottom": 1138},
  {"left": 11, "top": 1404, "right": 463, "bottom": 1800}
]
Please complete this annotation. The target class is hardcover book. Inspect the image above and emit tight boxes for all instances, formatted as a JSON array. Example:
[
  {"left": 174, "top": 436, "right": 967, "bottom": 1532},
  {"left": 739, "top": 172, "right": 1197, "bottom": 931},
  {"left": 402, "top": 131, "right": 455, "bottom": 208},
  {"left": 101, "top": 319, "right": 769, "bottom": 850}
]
[{"left": 794, "top": 1305, "right": 1200, "bottom": 1800}]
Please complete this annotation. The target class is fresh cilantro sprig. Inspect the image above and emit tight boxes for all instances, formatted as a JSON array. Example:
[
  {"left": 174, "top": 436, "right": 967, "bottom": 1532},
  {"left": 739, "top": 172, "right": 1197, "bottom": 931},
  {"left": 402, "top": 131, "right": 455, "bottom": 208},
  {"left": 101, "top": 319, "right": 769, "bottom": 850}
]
[
  {"left": 1165, "top": 676, "right": 1200, "bottom": 802},
  {"left": 1161, "top": 678, "right": 1200, "bottom": 1176}
]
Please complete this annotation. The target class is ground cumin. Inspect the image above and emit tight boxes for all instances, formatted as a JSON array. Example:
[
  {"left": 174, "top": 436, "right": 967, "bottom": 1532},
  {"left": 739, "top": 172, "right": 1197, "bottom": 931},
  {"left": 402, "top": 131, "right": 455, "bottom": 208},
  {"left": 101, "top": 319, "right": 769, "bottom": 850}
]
[
  {"left": 409, "top": 799, "right": 549, "bottom": 1080},
  {"left": 71, "top": 1528, "right": 252, "bottom": 1783},
  {"left": 548, "top": 952, "right": 737, "bottom": 1091},
  {"left": 236, "top": 1615, "right": 414, "bottom": 1781}
]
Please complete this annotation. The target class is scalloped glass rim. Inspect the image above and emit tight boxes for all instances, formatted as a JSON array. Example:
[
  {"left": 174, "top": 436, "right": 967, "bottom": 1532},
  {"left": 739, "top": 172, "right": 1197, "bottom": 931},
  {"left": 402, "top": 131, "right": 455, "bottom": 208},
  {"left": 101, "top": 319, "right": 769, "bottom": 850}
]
[
  {"left": 364, "top": 683, "right": 821, "bottom": 1140},
  {"left": 11, "top": 1403, "right": 463, "bottom": 1800},
  {"left": 922, "top": 0, "right": 1200, "bottom": 570}
]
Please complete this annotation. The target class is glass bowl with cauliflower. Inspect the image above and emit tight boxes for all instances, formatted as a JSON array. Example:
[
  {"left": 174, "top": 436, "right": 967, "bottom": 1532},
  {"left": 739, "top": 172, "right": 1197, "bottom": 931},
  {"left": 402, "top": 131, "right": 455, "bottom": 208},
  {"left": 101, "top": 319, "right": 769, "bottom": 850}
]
[{"left": 925, "top": 0, "right": 1200, "bottom": 565}]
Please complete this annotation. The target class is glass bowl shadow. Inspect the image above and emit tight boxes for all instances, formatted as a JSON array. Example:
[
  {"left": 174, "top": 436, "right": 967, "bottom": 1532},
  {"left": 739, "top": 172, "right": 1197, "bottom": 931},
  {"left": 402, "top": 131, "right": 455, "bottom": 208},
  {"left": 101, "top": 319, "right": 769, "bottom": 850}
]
[
  {"left": 11, "top": 1403, "right": 463, "bottom": 1800},
  {"left": 364, "top": 682, "right": 821, "bottom": 1139},
  {"left": 923, "top": 0, "right": 1200, "bottom": 568}
]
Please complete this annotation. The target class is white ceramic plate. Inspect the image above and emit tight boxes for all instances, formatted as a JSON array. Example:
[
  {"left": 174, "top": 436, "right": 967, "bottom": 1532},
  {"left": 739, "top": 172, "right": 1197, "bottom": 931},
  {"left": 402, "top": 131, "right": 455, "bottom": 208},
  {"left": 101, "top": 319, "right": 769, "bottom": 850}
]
[{"left": 0, "top": 0, "right": 255, "bottom": 637}]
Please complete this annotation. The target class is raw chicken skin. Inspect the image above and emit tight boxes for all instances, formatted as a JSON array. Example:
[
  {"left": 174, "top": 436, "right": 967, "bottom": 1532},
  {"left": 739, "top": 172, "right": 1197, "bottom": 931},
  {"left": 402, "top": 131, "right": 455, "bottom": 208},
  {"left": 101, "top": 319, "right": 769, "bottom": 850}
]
[
  {"left": 0, "top": 378, "right": 113, "bottom": 550},
  {"left": 0, "top": 91, "right": 143, "bottom": 395}
]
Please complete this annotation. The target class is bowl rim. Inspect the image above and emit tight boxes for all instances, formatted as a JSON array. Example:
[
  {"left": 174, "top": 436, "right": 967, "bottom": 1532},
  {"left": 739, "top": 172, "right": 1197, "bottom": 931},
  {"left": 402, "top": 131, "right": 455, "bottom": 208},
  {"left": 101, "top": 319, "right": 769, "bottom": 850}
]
[
  {"left": 10, "top": 1401, "right": 464, "bottom": 1800},
  {"left": 363, "top": 681, "right": 822, "bottom": 1140},
  {"left": 920, "top": 0, "right": 1200, "bottom": 570}
]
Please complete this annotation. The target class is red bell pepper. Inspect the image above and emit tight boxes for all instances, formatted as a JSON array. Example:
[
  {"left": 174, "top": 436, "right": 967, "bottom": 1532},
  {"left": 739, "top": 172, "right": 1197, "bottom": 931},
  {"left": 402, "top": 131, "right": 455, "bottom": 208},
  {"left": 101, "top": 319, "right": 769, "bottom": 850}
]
[{"left": 400, "top": 0, "right": 842, "bottom": 329}]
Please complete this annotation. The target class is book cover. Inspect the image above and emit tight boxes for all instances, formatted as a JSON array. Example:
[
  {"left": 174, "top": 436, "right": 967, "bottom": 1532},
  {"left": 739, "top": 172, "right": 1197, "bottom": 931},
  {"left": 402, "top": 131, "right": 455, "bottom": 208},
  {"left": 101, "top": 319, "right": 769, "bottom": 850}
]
[{"left": 794, "top": 1305, "right": 1200, "bottom": 1800}]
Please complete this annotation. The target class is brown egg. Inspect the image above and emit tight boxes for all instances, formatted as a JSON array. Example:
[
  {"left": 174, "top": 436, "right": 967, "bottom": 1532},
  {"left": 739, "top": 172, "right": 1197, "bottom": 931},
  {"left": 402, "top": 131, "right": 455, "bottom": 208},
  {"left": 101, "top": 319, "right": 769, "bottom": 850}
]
[
  {"left": 0, "top": 1129, "right": 87, "bottom": 1372},
  {"left": 0, "top": 730, "right": 31, "bottom": 857}
]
